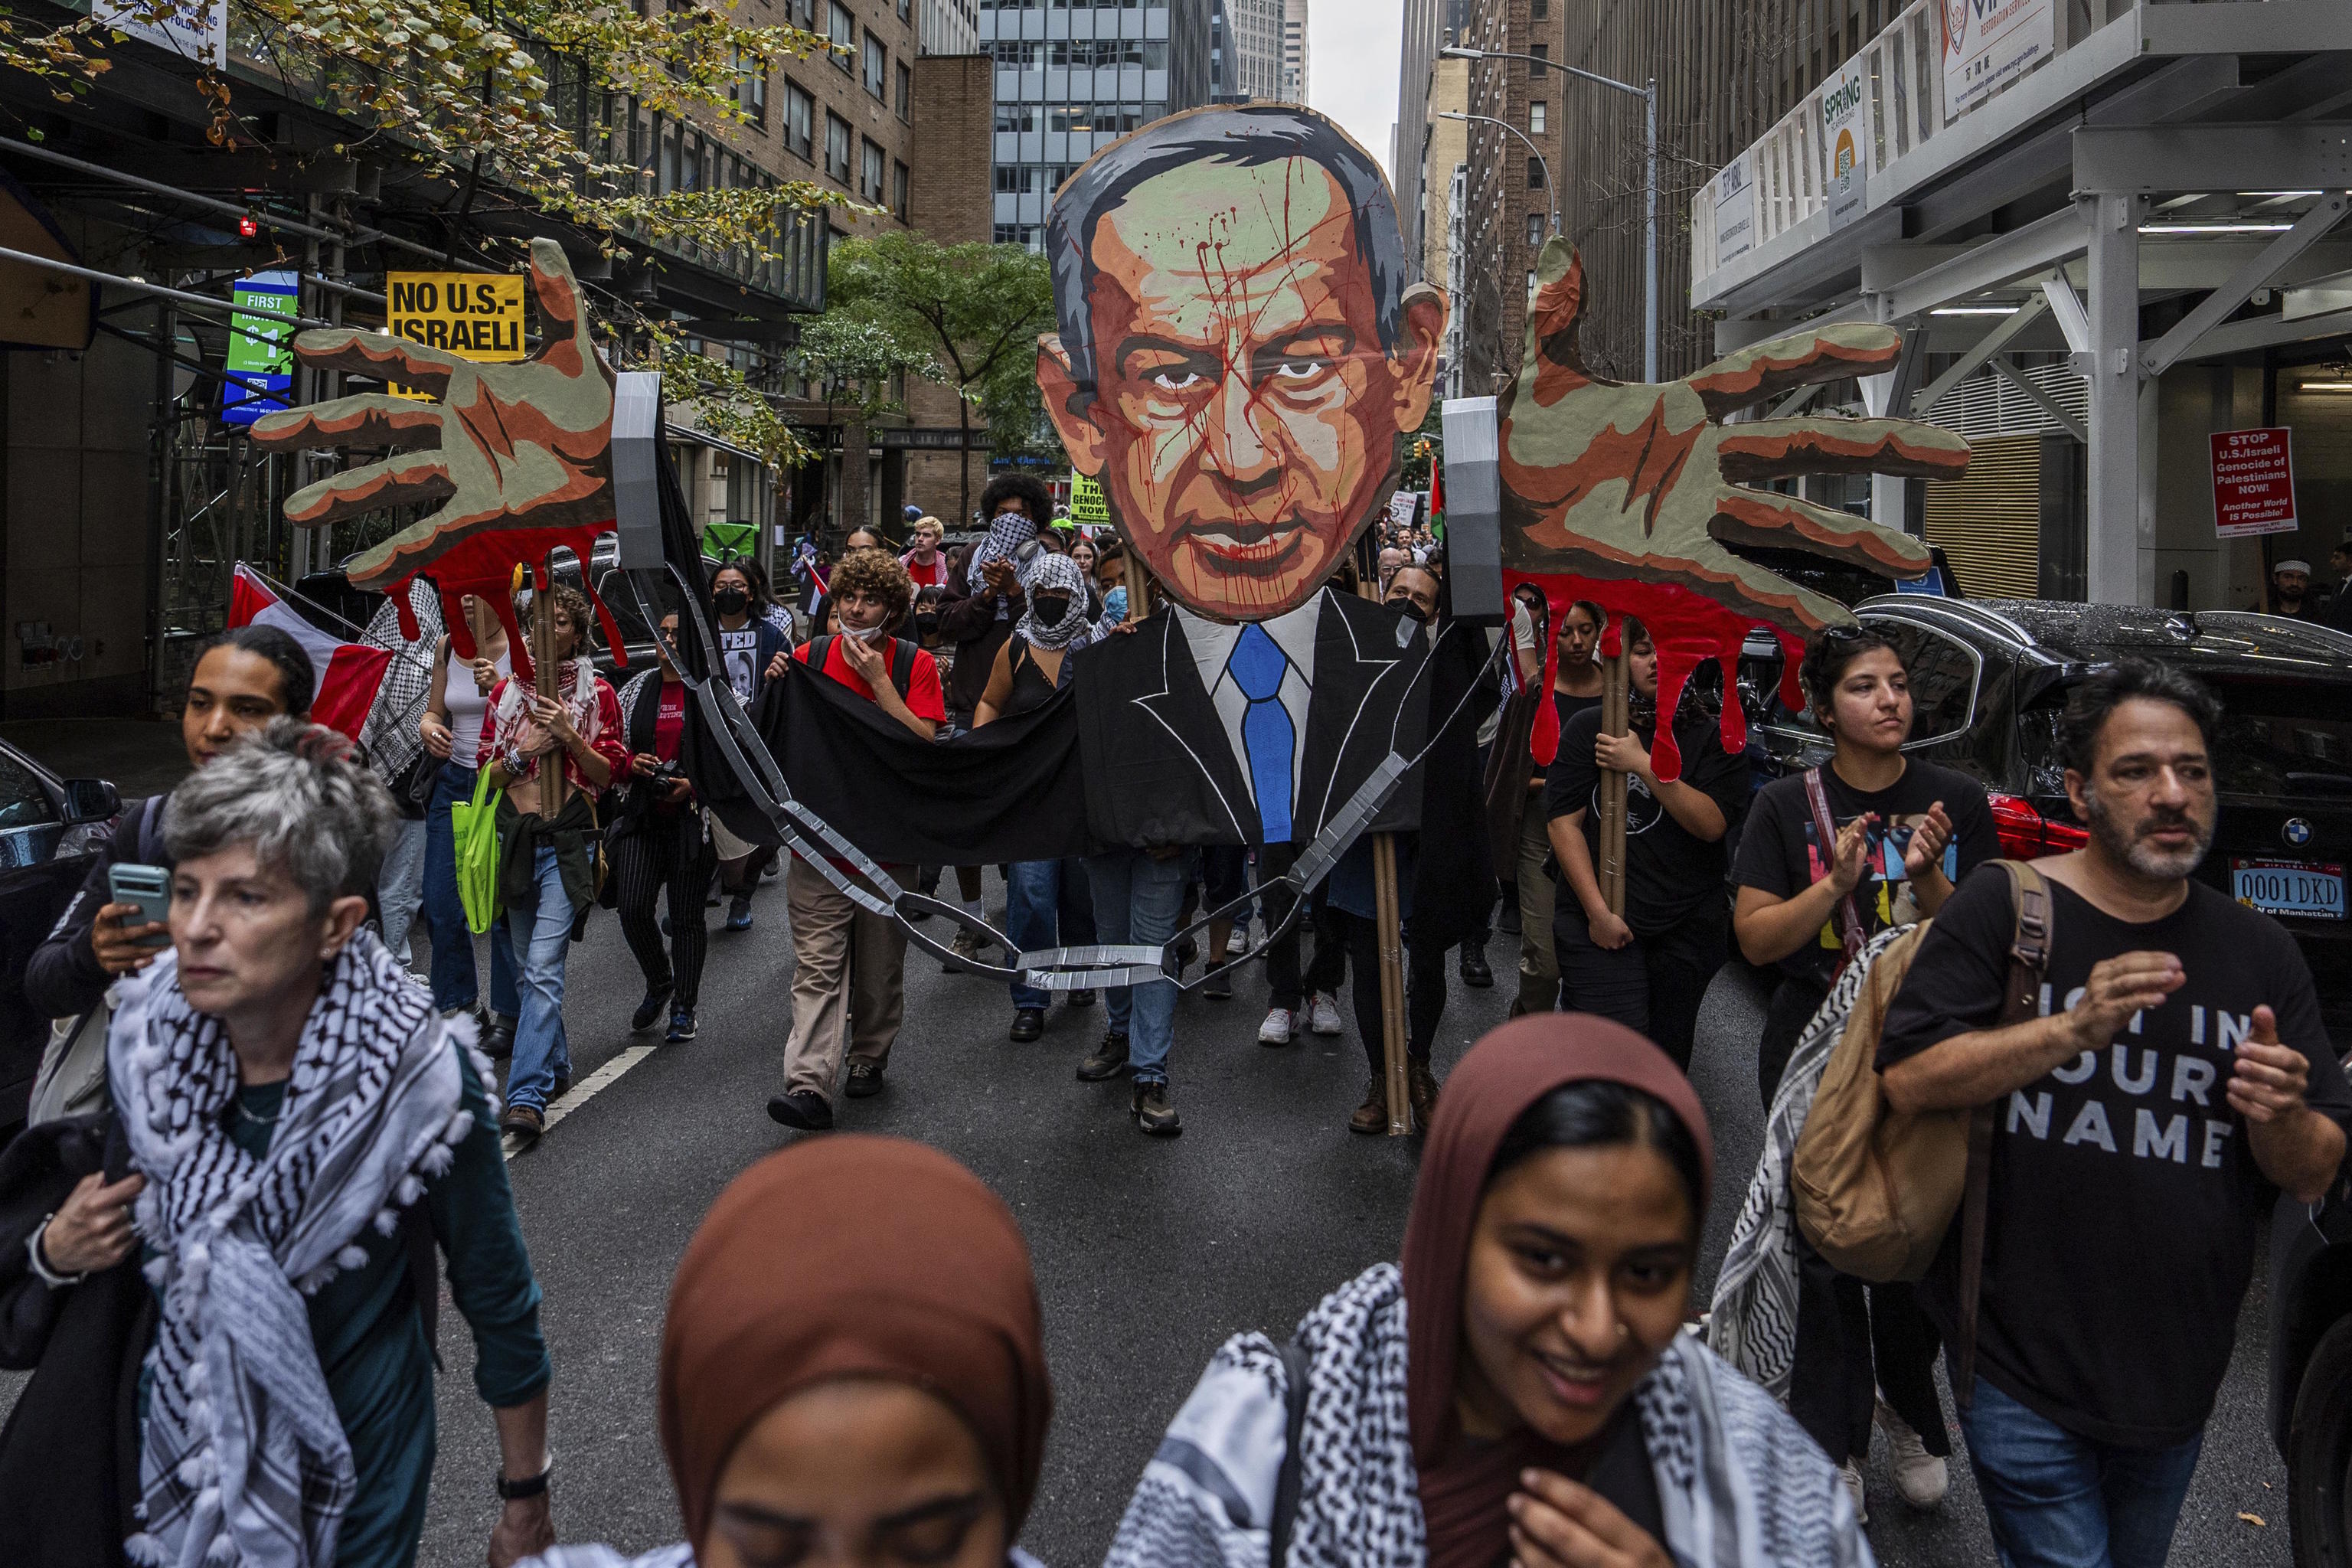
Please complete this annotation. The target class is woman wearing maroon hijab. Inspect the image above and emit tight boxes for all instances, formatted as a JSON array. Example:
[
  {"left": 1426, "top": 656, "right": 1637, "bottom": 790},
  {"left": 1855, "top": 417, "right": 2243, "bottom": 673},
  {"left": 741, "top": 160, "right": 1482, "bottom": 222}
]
[
  {"left": 1103, "top": 1014, "right": 1867, "bottom": 1568},
  {"left": 519, "top": 1137, "right": 1054, "bottom": 1568}
]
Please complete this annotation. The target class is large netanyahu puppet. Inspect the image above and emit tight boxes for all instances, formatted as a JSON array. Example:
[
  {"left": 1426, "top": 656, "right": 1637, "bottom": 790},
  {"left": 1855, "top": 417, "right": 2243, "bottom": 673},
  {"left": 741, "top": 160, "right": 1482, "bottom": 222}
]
[
  {"left": 1498, "top": 237, "right": 1971, "bottom": 777},
  {"left": 247, "top": 239, "right": 619, "bottom": 662},
  {"left": 1047, "top": 104, "right": 1449, "bottom": 848}
]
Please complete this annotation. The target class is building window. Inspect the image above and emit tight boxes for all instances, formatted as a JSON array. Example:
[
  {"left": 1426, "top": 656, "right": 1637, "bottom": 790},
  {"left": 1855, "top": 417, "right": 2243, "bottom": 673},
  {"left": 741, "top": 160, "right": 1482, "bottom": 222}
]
[
  {"left": 861, "top": 136, "right": 887, "bottom": 202},
  {"left": 896, "top": 60, "right": 911, "bottom": 119},
  {"left": 1529, "top": 43, "right": 1548, "bottom": 78},
  {"left": 733, "top": 47, "right": 767, "bottom": 127},
  {"left": 1526, "top": 214, "right": 1544, "bottom": 247},
  {"left": 994, "top": 164, "right": 1024, "bottom": 192},
  {"left": 1527, "top": 156, "right": 1543, "bottom": 189},
  {"left": 1528, "top": 102, "right": 1545, "bottom": 134},
  {"left": 826, "top": 111, "right": 853, "bottom": 182},
  {"left": 864, "top": 31, "right": 887, "bottom": 99},
  {"left": 899, "top": 0, "right": 911, "bottom": 16},
  {"left": 992, "top": 102, "right": 1035, "bottom": 132},
  {"left": 1531, "top": 0, "right": 1547, "bottom": 14},
  {"left": 782, "top": 79, "right": 815, "bottom": 161},
  {"left": 893, "top": 160, "right": 910, "bottom": 220},
  {"left": 828, "top": 2, "right": 855, "bottom": 70}
]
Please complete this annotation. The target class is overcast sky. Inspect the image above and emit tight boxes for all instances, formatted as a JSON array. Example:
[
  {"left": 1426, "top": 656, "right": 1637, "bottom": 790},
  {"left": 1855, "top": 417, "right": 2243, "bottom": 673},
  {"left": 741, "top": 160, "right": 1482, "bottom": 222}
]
[{"left": 1308, "top": 0, "right": 1406, "bottom": 181}]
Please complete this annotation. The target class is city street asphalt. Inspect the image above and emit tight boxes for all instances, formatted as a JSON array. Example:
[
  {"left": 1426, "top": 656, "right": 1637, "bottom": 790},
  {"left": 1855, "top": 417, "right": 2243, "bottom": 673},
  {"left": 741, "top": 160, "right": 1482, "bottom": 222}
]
[{"left": 401, "top": 874, "right": 2295, "bottom": 1568}]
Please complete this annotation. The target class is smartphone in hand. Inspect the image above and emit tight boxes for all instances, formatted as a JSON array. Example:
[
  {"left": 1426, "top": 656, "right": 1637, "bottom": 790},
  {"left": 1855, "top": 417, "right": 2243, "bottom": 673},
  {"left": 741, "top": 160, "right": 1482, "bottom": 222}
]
[{"left": 106, "top": 863, "right": 173, "bottom": 948}]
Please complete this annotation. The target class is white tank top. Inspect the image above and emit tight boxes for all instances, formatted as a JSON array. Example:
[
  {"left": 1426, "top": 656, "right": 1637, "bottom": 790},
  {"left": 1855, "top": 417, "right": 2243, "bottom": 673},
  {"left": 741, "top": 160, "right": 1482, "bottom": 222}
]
[{"left": 444, "top": 643, "right": 510, "bottom": 760}]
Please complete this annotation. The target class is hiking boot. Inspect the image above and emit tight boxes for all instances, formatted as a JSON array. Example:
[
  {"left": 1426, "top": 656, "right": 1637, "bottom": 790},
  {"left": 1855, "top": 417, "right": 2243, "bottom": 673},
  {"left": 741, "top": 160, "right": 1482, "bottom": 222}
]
[
  {"left": 724, "top": 893, "right": 754, "bottom": 931},
  {"left": 766, "top": 1089, "right": 835, "bottom": 1131},
  {"left": 1349, "top": 1077, "right": 1389, "bottom": 1135},
  {"left": 1838, "top": 1459, "right": 1869, "bottom": 1525},
  {"left": 1076, "top": 1030, "right": 1130, "bottom": 1081},
  {"left": 664, "top": 1008, "right": 697, "bottom": 1044},
  {"left": 499, "top": 1103, "right": 545, "bottom": 1140},
  {"left": 1009, "top": 1007, "right": 1044, "bottom": 1042},
  {"left": 944, "top": 926, "right": 986, "bottom": 973},
  {"left": 1459, "top": 947, "right": 1494, "bottom": 988},
  {"left": 1407, "top": 1061, "right": 1439, "bottom": 1132},
  {"left": 1876, "top": 1400, "right": 1949, "bottom": 1509},
  {"left": 632, "top": 985, "right": 674, "bottom": 1032},
  {"left": 1131, "top": 1080, "right": 1182, "bottom": 1135},
  {"left": 844, "top": 1059, "right": 885, "bottom": 1099},
  {"left": 1258, "top": 1007, "right": 1296, "bottom": 1047},
  {"left": 1307, "top": 993, "right": 1344, "bottom": 1036}
]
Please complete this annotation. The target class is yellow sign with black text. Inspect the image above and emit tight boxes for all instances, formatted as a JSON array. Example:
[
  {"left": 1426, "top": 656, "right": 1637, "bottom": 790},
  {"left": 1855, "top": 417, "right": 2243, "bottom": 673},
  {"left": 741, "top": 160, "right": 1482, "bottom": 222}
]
[{"left": 385, "top": 272, "right": 525, "bottom": 398}]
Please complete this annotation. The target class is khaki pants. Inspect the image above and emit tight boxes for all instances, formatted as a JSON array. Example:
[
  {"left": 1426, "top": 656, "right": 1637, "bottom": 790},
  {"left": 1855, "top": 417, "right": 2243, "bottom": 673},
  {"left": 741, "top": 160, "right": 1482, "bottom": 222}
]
[
  {"left": 781, "top": 855, "right": 910, "bottom": 1099},
  {"left": 1515, "top": 789, "right": 1560, "bottom": 1014}
]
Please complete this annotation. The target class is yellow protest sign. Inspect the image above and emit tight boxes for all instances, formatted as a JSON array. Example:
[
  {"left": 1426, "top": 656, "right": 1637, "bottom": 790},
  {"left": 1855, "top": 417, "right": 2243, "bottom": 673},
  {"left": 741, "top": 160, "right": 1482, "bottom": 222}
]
[
  {"left": 1069, "top": 471, "right": 1110, "bottom": 528},
  {"left": 385, "top": 272, "right": 526, "bottom": 398}
]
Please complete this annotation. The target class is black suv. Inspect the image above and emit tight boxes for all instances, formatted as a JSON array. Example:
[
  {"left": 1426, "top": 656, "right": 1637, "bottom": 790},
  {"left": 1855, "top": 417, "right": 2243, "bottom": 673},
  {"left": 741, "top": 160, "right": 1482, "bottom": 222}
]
[{"left": 1736, "top": 595, "right": 2352, "bottom": 1040}]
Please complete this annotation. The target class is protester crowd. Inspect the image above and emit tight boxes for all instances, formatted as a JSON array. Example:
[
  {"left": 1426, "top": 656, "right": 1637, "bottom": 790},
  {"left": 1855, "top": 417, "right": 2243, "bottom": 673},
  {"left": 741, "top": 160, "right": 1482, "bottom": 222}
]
[{"left": 0, "top": 479, "right": 2339, "bottom": 1568}]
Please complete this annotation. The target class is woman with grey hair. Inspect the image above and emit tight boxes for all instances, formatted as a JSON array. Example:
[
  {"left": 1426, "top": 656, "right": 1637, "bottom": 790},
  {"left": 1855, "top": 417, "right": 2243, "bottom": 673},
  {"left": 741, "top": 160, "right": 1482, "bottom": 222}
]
[{"left": 42, "top": 720, "right": 561, "bottom": 1568}]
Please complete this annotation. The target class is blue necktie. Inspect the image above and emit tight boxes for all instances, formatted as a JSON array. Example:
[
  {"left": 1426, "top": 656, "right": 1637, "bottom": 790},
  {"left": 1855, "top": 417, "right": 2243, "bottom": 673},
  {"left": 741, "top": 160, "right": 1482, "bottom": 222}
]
[{"left": 1227, "top": 623, "right": 1294, "bottom": 842}]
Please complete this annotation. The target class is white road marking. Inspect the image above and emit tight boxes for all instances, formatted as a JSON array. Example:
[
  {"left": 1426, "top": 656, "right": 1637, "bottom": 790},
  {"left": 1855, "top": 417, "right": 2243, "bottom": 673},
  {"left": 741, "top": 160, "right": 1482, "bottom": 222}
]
[{"left": 502, "top": 1045, "right": 658, "bottom": 1158}]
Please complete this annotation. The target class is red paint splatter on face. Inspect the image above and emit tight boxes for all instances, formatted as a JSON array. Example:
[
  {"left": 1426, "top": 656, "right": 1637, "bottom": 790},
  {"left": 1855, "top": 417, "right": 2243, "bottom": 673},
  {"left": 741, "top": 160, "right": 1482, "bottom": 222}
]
[
  {"left": 1508, "top": 567, "right": 1803, "bottom": 782},
  {"left": 394, "top": 521, "right": 623, "bottom": 684}
]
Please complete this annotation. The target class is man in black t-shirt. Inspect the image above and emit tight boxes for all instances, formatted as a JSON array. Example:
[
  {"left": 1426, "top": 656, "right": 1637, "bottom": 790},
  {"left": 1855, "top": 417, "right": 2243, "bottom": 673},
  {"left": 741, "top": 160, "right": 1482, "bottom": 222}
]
[
  {"left": 1879, "top": 658, "right": 2350, "bottom": 1568},
  {"left": 1544, "top": 619, "right": 1747, "bottom": 1068}
]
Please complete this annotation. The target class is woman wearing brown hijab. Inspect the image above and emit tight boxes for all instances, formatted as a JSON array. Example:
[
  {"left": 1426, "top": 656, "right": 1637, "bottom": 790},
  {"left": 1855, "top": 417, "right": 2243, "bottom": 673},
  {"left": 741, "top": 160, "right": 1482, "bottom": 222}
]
[
  {"left": 519, "top": 1137, "right": 1054, "bottom": 1568},
  {"left": 1102, "top": 1014, "right": 1867, "bottom": 1568}
]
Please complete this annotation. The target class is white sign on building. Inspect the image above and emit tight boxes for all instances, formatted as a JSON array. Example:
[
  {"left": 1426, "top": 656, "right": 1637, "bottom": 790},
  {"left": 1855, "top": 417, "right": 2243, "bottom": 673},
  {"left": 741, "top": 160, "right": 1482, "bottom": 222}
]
[
  {"left": 1942, "top": 0, "right": 2053, "bottom": 124},
  {"left": 1713, "top": 155, "right": 1757, "bottom": 267},
  {"left": 1821, "top": 59, "right": 1870, "bottom": 230}
]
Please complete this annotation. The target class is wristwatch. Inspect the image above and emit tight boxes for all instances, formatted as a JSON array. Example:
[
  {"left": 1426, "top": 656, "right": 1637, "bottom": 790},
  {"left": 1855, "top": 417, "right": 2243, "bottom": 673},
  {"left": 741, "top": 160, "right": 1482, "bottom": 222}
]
[{"left": 495, "top": 1454, "right": 554, "bottom": 1501}]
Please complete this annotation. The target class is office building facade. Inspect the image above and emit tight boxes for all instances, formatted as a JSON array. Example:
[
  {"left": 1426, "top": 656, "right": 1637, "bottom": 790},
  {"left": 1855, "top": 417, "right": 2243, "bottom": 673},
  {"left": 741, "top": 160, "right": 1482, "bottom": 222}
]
[
  {"left": 1210, "top": 0, "right": 1283, "bottom": 103},
  {"left": 920, "top": 0, "right": 982, "bottom": 54},
  {"left": 981, "top": 0, "right": 1211, "bottom": 250},
  {"left": 1279, "top": 0, "right": 1308, "bottom": 103}
]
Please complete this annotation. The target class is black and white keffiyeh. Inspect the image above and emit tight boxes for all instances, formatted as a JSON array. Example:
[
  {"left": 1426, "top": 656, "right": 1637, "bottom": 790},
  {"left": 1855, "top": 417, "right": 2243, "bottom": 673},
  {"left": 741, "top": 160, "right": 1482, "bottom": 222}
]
[
  {"left": 1103, "top": 1263, "right": 1870, "bottom": 1568},
  {"left": 1014, "top": 551, "right": 1095, "bottom": 652},
  {"left": 1707, "top": 925, "right": 1913, "bottom": 1403},
  {"left": 108, "top": 929, "right": 493, "bottom": 1568},
  {"left": 968, "top": 508, "right": 1043, "bottom": 622}
]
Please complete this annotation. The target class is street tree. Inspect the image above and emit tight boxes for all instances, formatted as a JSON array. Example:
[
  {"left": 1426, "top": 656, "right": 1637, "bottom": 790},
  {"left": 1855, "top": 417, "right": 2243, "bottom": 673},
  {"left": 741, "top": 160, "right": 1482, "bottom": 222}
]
[{"left": 827, "top": 232, "right": 1056, "bottom": 523}]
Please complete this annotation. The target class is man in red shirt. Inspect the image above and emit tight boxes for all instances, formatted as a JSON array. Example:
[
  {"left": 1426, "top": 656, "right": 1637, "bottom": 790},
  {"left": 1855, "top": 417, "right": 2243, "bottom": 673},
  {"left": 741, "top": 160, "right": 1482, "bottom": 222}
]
[
  {"left": 766, "top": 547, "right": 946, "bottom": 1130},
  {"left": 900, "top": 515, "right": 949, "bottom": 590}
]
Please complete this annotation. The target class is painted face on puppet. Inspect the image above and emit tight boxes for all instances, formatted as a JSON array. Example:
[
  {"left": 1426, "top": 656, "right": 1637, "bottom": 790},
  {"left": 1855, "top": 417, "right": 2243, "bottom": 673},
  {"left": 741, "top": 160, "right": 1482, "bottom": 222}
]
[{"left": 1047, "top": 154, "right": 1442, "bottom": 622}]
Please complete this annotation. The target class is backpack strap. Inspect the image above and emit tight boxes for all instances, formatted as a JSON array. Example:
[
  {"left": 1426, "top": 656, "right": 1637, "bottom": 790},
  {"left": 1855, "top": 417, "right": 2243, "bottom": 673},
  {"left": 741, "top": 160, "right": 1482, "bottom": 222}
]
[
  {"left": 1802, "top": 768, "right": 1867, "bottom": 970},
  {"left": 1955, "top": 860, "right": 2056, "bottom": 1406},
  {"left": 1269, "top": 1338, "right": 1311, "bottom": 1567},
  {"left": 886, "top": 637, "right": 916, "bottom": 699},
  {"left": 137, "top": 794, "right": 166, "bottom": 864}
]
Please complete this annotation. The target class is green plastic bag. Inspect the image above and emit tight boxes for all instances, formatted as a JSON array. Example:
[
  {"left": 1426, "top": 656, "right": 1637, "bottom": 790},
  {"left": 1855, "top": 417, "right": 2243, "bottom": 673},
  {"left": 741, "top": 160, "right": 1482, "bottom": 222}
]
[{"left": 452, "top": 767, "right": 503, "bottom": 935}]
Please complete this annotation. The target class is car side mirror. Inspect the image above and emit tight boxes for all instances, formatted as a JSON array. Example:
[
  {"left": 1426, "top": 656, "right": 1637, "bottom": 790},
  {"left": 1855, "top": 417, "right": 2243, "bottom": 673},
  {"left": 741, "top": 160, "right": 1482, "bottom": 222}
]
[{"left": 60, "top": 777, "right": 119, "bottom": 825}]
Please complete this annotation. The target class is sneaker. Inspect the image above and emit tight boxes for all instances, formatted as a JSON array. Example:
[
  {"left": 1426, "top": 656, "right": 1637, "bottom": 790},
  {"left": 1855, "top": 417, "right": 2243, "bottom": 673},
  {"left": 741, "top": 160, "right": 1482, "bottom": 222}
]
[
  {"left": 1009, "top": 1007, "right": 1044, "bottom": 1042},
  {"left": 1407, "top": 1061, "right": 1439, "bottom": 1132},
  {"left": 1258, "top": 1007, "right": 1296, "bottom": 1047},
  {"left": 1307, "top": 993, "right": 1344, "bottom": 1037},
  {"left": 1876, "top": 1399, "right": 1949, "bottom": 1509},
  {"left": 1350, "top": 1077, "right": 1390, "bottom": 1134},
  {"left": 1076, "top": 1030, "right": 1130, "bottom": 1081},
  {"left": 1066, "top": 988, "right": 1097, "bottom": 1009},
  {"left": 1459, "top": 947, "right": 1494, "bottom": 988},
  {"left": 1131, "top": 1079, "right": 1182, "bottom": 1135},
  {"left": 1202, "top": 967, "right": 1233, "bottom": 1001},
  {"left": 944, "top": 926, "right": 986, "bottom": 974},
  {"left": 1838, "top": 1459, "right": 1869, "bottom": 1525},
  {"left": 499, "top": 1103, "right": 545, "bottom": 1139},
  {"left": 665, "top": 1008, "right": 697, "bottom": 1044},
  {"left": 632, "top": 985, "right": 674, "bottom": 1031},
  {"left": 844, "top": 1059, "right": 885, "bottom": 1099},
  {"left": 766, "top": 1089, "right": 835, "bottom": 1131},
  {"left": 1228, "top": 925, "right": 1253, "bottom": 957},
  {"left": 482, "top": 1014, "right": 517, "bottom": 1060},
  {"left": 725, "top": 893, "right": 754, "bottom": 932}
]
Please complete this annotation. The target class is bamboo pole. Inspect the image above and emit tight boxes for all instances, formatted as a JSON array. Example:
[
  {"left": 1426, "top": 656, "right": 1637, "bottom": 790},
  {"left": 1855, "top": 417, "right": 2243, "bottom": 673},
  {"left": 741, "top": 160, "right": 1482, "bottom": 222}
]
[
  {"left": 531, "top": 559, "right": 567, "bottom": 817},
  {"left": 1597, "top": 647, "right": 1628, "bottom": 918},
  {"left": 1371, "top": 830, "right": 1412, "bottom": 1135}
]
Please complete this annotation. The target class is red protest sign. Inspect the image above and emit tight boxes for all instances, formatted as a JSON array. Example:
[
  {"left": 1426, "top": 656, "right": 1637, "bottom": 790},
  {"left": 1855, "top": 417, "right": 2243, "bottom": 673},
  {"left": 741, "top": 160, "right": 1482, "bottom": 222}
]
[{"left": 2210, "top": 427, "right": 2299, "bottom": 539}]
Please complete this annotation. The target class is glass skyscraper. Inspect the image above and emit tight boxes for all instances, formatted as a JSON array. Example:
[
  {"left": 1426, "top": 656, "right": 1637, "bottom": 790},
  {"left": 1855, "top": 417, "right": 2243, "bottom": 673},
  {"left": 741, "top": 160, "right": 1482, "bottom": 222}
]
[{"left": 981, "top": 0, "right": 1211, "bottom": 249}]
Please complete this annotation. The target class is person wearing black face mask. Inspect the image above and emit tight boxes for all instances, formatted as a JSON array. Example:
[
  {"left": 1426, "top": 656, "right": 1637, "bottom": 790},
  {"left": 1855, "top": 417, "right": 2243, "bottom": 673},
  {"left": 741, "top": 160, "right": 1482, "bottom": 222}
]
[{"left": 707, "top": 561, "right": 789, "bottom": 931}]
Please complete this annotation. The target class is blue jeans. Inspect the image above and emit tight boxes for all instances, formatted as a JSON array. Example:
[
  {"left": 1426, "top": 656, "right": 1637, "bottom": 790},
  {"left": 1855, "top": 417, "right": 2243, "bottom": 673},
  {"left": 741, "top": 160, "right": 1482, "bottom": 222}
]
[
  {"left": 501, "top": 843, "right": 575, "bottom": 1112},
  {"left": 1958, "top": 1377, "right": 2203, "bottom": 1568},
  {"left": 1005, "top": 857, "right": 1098, "bottom": 1009},
  {"left": 423, "top": 761, "right": 518, "bottom": 1018},
  {"left": 1083, "top": 848, "right": 1192, "bottom": 1084}
]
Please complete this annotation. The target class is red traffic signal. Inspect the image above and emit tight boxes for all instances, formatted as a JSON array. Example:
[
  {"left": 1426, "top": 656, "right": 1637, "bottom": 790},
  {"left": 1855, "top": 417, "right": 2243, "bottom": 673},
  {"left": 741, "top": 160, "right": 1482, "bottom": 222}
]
[{"left": 237, "top": 214, "right": 259, "bottom": 239}]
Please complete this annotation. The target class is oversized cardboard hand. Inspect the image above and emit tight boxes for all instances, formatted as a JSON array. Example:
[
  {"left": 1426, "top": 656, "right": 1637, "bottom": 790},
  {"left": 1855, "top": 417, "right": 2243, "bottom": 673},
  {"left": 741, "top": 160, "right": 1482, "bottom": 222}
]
[
  {"left": 249, "top": 237, "right": 619, "bottom": 658},
  {"left": 1499, "top": 240, "right": 1969, "bottom": 776}
]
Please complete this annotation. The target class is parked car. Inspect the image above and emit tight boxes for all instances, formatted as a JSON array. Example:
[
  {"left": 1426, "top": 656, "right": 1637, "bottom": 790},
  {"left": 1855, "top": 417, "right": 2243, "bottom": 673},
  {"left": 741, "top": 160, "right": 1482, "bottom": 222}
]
[{"left": 0, "top": 741, "right": 119, "bottom": 1129}]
